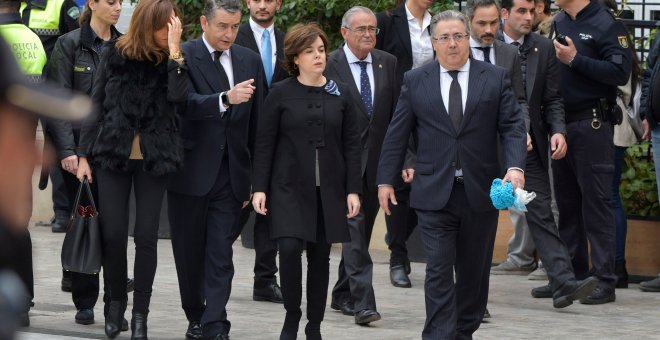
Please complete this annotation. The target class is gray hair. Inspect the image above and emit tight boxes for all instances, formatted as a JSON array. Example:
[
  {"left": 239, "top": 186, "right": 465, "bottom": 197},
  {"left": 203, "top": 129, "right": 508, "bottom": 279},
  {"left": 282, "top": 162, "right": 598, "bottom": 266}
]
[
  {"left": 464, "top": 0, "right": 501, "bottom": 18},
  {"left": 430, "top": 10, "right": 470, "bottom": 38},
  {"left": 203, "top": 0, "right": 242, "bottom": 20},
  {"left": 341, "top": 6, "right": 376, "bottom": 28}
]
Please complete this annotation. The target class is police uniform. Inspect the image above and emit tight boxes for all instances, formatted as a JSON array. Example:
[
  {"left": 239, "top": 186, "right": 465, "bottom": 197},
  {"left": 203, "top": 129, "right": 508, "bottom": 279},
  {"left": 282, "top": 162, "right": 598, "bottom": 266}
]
[
  {"left": 21, "top": 0, "right": 80, "bottom": 58},
  {"left": 0, "top": 11, "right": 47, "bottom": 325},
  {"left": 551, "top": 1, "right": 631, "bottom": 302}
]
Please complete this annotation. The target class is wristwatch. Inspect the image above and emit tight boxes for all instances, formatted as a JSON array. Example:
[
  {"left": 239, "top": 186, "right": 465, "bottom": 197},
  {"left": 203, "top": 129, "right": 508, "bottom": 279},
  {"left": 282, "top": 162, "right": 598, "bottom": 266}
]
[
  {"left": 169, "top": 50, "right": 183, "bottom": 60},
  {"left": 220, "top": 91, "right": 230, "bottom": 109}
]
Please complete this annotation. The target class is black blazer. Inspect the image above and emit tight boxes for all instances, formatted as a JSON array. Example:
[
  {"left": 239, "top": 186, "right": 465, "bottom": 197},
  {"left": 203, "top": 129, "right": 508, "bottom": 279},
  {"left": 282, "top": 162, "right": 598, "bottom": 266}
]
[
  {"left": 376, "top": 3, "right": 414, "bottom": 85},
  {"left": 324, "top": 47, "right": 399, "bottom": 192},
  {"left": 234, "top": 23, "right": 287, "bottom": 92},
  {"left": 492, "top": 39, "right": 530, "bottom": 130},
  {"left": 519, "top": 33, "right": 565, "bottom": 169},
  {"left": 377, "top": 60, "right": 527, "bottom": 212},
  {"left": 252, "top": 78, "right": 362, "bottom": 243},
  {"left": 167, "top": 38, "right": 263, "bottom": 200}
]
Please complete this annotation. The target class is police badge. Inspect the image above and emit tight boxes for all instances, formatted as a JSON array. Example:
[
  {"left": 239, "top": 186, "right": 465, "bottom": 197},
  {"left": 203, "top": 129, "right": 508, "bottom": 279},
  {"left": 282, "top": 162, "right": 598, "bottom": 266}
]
[{"left": 618, "top": 35, "right": 628, "bottom": 48}]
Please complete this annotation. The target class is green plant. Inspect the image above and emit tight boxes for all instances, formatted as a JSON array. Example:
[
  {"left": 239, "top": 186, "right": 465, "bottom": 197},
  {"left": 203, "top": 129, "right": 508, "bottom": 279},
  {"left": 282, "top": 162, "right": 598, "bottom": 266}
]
[
  {"left": 620, "top": 142, "right": 660, "bottom": 217},
  {"left": 170, "top": 0, "right": 454, "bottom": 46}
]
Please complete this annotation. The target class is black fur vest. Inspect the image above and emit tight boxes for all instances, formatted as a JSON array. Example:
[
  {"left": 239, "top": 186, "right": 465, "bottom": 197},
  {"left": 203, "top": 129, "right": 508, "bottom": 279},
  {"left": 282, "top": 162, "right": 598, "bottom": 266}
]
[{"left": 89, "top": 43, "right": 185, "bottom": 176}]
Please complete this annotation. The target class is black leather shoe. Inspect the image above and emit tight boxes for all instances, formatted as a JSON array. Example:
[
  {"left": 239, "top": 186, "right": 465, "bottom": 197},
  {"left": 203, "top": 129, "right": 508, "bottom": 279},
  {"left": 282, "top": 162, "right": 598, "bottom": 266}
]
[
  {"left": 185, "top": 321, "right": 203, "bottom": 339},
  {"left": 580, "top": 286, "right": 616, "bottom": 305},
  {"left": 390, "top": 265, "right": 411, "bottom": 288},
  {"left": 354, "top": 309, "right": 381, "bottom": 325},
  {"left": 405, "top": 260, "right": 411, "bottom": 275},
  {"left": 75, "top": 308, "right": 94, "bottom": 325},
  {"left": 127, "top": 278, "right": 135, "bottom": 293},
  {"left": 61, "top": 275, "right": 72, "bottom": 292},
  {"left": 253, "top": 280, "right": 283, "bottom": 303},
  {"left": 640, "top": 277, "right": 660, "bottom": 292},
  {"left": 131, "top": 312, "right": 148, "bottom": 340},
  {"left": 122, "top": 318, "right": 129, "bottom": 331},
  {"left": 207, "top": 334, "right": 229, "bottom": 340},
  {"left": 553, "top": 277, "right": 599, "bottom": 308},
  {"left": 105, "top": 300, "right": 126, "bottom": 339},
  {"left": 330, "top": 300, "right": 355, "bottom": 316},
  {"left": 483, "top": 308, "right": 491, "bottom": 319},
  {"left": 531, "top": 284, "right": 552, "bottom": 298},
  {"left": 51, "top": 215, "right": 68, "bottom": 233},
  {"left": 615, "top": 260, "right": 628, "bottom": 288}
]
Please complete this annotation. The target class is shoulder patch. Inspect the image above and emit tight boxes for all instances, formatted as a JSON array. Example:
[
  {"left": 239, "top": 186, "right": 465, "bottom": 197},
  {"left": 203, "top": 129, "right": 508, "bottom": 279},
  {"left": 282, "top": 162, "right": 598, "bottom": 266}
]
[
  {"left": 67, "top": 7, "right": 80, "bottom": 20},
  {"left": 618, "top": 35, "right": 628, "bottom": 48}
]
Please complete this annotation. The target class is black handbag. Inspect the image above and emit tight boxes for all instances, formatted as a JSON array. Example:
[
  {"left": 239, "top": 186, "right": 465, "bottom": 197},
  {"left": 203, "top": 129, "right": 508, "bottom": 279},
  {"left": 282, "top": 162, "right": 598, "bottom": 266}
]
[{"left": 61, "top": 178, "right": 102, "bottom": 274}]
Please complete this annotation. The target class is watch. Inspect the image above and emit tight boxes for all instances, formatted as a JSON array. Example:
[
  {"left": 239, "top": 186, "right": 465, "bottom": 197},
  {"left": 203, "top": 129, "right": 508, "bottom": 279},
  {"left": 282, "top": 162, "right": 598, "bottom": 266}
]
[
  {"left": 169, "top": 50, "right": 183, "bottom": 60},
  {"left": 220, "top": 91, "right": 230, "bottom": 109}
]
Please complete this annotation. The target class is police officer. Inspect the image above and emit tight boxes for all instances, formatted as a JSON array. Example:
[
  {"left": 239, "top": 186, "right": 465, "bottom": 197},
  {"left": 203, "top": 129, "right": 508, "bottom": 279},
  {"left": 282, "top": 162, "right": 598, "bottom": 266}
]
[
  {"left": 20, "top": 0, "right": 80, "bottom": 57},
  {"left": 541, "top": 0, "right": 631, "bottom": 305},
  {"left": 0, "top": 0, "right": 47, "bottom": 327}
]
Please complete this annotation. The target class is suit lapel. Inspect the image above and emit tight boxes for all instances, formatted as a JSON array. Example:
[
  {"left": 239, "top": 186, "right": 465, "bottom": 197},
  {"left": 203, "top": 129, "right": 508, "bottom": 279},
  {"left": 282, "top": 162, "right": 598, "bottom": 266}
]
[
  {"left": 238, "top": 24, "right": 260, "bottom": 52},
  {"left": 194, "top": 39, "right": 223, "bottom": 93},
  {"left": 494, "top": 40, "right": 505, "bottom": 68},
  {"left": 330, "top": 51, "right": 369, "bottom": 118},
  {"left": 523, "top": 36, "right": 538, "bottom": 99},
  {"left": 461, "top": 60, "right": 486, "bottom": 132},
  {"left": 393, "top": 5, "right": 413, "bottom": 62},
  {"left": 273, "top": 29, "right": 286, "bottom": 82},
  {"left": 422, "top": 63, "right": 453, "bottom": 133},
  {"left": 371, "top": 51, "right": 385, "bottom": 121},
  {"left": 229, "top": 46, "right": 245, "bottom": 120}
]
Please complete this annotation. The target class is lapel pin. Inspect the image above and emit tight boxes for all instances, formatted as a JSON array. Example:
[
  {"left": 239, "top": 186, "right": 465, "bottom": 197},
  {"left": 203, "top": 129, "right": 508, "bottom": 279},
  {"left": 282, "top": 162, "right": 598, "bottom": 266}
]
[
  {"left": 379, "top": 64, "right": 382, "bottom": 68},
  {"left": 534, "top": 48, "right": 538, "bottom": 52}
]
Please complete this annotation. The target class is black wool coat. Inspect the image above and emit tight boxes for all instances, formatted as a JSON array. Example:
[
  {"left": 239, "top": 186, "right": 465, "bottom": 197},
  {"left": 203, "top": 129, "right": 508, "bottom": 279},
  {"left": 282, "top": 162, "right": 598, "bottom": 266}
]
[
  {"left": 78, "top": 41, "right": 188, "bottom": 176},
  {"left": 252, "top": 77, "right": 362, "bottom": 243}
]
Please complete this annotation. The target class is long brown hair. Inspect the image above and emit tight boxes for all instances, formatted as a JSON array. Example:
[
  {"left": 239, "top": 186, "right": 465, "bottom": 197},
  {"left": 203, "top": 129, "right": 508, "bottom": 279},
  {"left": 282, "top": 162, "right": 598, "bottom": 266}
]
[{"left": 115, "top": 0, "right": 179, "bottom": 63}]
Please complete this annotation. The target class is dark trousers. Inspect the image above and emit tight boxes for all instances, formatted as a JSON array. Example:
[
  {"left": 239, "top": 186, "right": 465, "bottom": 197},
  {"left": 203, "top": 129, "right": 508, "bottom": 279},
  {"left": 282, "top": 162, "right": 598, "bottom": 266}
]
[
  {"left": 50, "top": 166, "right": 70, "bottom": 218},
  {"left": 553, "top": 120, "right": 617, "bottom": 289},
  {"left": 416, "top": 183, "right": 498, "bottom": 340},
  {"left": 278, "top": 190, "right": 331, "bottom": 330},
  {"left": 168, "top": 160, "right": 241, "bottom": 337},
  {"left": 613, "top": 146, "right": 627, "bottom": 262},
  {"left": 60, "top": 169, "right": 109, "bottom": 310},
  {"left": 331, "top": 179, "right": 378, "bottom": 312},
  {"left": 96, "top": 161, "right": 166, "bottom": 314},
  {"left": 238, "top": 205, "right": 279, "bottom": 284},
  {"left": 384, "top": 185, "right": 417, "bottom": 266},
  {"left": 523, "top": 148, "right": 576, "bottom": 291}
]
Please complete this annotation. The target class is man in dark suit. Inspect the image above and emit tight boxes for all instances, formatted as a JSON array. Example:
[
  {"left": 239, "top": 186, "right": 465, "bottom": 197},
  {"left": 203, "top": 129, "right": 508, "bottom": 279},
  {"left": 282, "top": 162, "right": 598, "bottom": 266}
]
[
  {"left": 324, "top": 6, "right": 399, "bottom": 325},
  {"left": 231, "top": 0, "right": 285, "bottom": 305},
  {"left": 167, "top": 1, "right": 263, "bottom": 339},
  {"left": 377, "top": 10, "right": 528, "bottom": 339},
  {"left": 497, "top": 0, "right": 599, "bottom": 305},
  {"left": 375, "top": 0, "right": 435, "bottom": 289}
]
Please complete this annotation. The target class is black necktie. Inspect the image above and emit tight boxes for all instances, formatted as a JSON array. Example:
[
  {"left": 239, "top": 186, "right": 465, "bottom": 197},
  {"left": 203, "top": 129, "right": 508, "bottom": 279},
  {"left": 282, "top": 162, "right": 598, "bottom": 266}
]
[
  {"left": 213, "top": 50, "right": 230, "bottom": 90},
  {"left": 355, "top": 61, "right": 373, "bottom": 117},
  {"left": 448, "top": 70, "right": 462, "bottom": 169},
  {"left": 511, "top": 41, "right": 528, "bottom": 96},
  {"left": 475, "top": 46, "right": 491, "bottom": 63}
]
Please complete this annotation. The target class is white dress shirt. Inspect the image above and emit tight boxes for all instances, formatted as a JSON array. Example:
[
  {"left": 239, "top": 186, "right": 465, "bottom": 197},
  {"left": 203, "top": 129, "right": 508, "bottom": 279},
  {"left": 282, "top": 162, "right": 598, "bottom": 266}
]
[
  {"left": 469, "top": 37, "right": 496, "bottom": 64},
  {"left": 502, "top": 31, "right": 525, "bottom": 46},
  {"left": 440, "top": 60, "right": 470, "bottom": 115},
  {"left": 249, "top": 17, "right": 277, "bottom": 71},
  {"left": 405, "top": 3, "right": 433, "bottom": 69},
  {"left": 343, "top": 44, "right": 374, "bottom": 104},
  {"left": 203, "top": 33, "right": 234, "bottom": 113}
]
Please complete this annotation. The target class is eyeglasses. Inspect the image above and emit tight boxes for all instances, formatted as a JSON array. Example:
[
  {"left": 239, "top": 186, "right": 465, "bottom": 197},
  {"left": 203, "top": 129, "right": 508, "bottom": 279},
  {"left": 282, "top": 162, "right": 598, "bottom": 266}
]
[
  {"left": 432, "top": 33, "right": 469, "bottom": 44},
  {"left": 346, "top": 26, "right": 380, "bottom": 35}
]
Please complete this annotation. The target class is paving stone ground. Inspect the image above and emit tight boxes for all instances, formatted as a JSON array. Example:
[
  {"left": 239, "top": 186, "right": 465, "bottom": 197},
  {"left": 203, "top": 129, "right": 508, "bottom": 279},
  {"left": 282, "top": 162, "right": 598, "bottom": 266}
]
[{"left": 17, "top": 224, "right": 660, "bottom": 340}]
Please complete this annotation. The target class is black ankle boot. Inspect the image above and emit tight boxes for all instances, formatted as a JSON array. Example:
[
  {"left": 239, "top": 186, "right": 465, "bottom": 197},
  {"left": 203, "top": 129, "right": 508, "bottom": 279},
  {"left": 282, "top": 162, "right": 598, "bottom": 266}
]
[
  {"left": 105, "top": 301, "right": 126, "bottom": 339},
  {"left": 615, "top": 260, "right": 629, "bottom": 288},
  {"left": 280, "top": 311, "right": 301, "bottom": 340},
  {"left": 131, "top": 312, "right": 148, "bottom": 340},
  {"left": 304, "top": 322, "right": 321, "bottom": 340}
]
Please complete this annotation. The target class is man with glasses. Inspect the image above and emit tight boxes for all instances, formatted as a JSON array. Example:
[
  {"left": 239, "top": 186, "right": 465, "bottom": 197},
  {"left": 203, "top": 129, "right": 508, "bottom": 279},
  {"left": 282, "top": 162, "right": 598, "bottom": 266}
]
[
  {"left": 377, "top": 10, "right": 526, "bottom": 338},
  {"left": 325, "top": 6, "right": 398, "bottom": 325}
]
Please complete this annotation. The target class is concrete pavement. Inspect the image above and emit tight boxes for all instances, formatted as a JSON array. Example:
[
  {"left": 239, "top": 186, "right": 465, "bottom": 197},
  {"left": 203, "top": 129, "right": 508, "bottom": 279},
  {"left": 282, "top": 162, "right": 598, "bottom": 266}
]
[{"left": 17, "top": 224, "right": 660, "bottom": 339}]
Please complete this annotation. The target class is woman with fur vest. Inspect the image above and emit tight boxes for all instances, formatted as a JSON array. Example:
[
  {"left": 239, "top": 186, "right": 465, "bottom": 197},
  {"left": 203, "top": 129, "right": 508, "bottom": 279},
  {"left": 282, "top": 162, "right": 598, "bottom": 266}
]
[{"left": 76, "top": 0, "right": 187, "bottom": 339}]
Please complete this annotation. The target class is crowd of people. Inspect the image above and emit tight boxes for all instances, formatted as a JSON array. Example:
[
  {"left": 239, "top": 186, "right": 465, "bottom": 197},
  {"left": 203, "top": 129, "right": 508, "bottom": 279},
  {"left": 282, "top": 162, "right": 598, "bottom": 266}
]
[{"left": 1, "top": 0, "right": 660, "bottom": 339}]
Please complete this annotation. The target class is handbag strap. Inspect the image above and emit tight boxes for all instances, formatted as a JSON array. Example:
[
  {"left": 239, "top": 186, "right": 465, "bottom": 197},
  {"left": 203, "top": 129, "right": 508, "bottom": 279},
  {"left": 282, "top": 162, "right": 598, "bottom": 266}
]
[
  {"left": 69, "top": 178, "right": 85, "bottom": 218},
  {"left": 82, "top": 177, "right": 98, "bottom": 212}
]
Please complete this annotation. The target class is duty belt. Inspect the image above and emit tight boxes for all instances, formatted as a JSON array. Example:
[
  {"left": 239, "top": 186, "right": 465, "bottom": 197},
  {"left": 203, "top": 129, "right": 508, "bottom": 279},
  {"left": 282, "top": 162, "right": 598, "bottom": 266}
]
[{"left": 565, "top": 107, "right": 602, "bottom": 129}]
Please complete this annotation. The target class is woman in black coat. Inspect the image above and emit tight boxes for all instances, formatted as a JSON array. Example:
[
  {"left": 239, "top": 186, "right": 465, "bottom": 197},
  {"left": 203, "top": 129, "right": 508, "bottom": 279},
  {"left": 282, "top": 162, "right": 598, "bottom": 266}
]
[
  {"left": 76, "top": 0, "right": 186, "bottom": 338},
  {"left": 46, "top": 0, "right": 122, "bottom": 326},
  {"left": 252, "top": 23, "right": 362, "bottom": 340}
]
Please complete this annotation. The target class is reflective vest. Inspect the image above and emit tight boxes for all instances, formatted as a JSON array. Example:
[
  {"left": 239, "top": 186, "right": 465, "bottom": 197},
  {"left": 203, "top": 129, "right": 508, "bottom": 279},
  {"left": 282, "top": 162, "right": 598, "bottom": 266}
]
[
  {"left": 20, "top": 0, "right": 67, "bottom": 37},
  {"left": 0, "top": 23, "right": 47, "bottom": 81}
]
